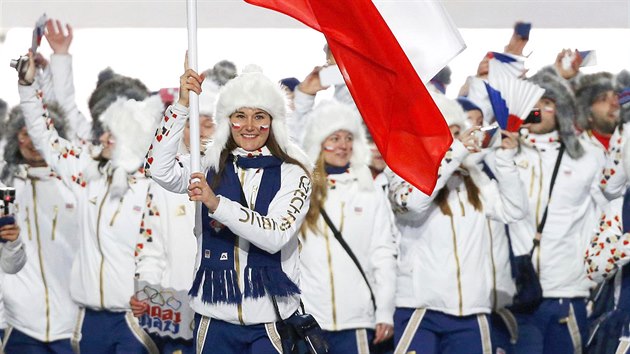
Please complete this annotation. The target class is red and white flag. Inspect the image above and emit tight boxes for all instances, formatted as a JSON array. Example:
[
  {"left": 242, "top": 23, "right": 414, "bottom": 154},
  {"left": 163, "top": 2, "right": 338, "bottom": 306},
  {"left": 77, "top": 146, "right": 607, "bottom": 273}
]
[{"left": 245, "top": 0, "right": 465, "bottom": 195}]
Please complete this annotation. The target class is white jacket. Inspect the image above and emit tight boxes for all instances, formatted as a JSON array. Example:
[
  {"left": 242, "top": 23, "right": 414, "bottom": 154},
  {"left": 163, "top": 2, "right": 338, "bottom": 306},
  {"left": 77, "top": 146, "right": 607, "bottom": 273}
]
[
  {"left": 18, "top": 82, "right": 168, "bottom": 312},
  {"left": 4, "top": 166, "right": 79, "bottom": 342},
  {"left": 49, "top": 54, "right": 92, "bottom": 142},
  {"left": 480, "top": 153, "right": 521, "bottom": 311},
  {"left": 156, "top": 189, "right": 197, "bottom": 291},
  {"left": 145, "top": 103, "right": 312, "bottom": 325},
  {"left": 299, "top": 168, "right": 397, "bottom": 331},
  {"left": 509, "top": 131, "right": 605, "bottom": 298},
  {"left": 388, "top": 141, "right": 527, "bottom": 316}
]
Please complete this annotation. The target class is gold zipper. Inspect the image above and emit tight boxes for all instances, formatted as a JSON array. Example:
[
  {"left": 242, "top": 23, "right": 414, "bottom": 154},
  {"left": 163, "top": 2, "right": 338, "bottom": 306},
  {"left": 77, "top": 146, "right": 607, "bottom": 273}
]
[
  {"left": 109, "top": 198, "right": 124, "bottom": 226},
  {"left": 455, "top": 188, "right": 466, "bottom": 217},
  {"left": 25, "top": 206, "right": 32, "bottom": 241},
  {"left": 339, "top": 202, "right": 345, "bottom": 233},
  {"left": 529, "top": 166, "right": 535, "bottom": 198},
  {"left": 324, "top": 224, "right": 338, "bottom": 329},
  {"left": 51, "top": 206, "right": 58, "bottom": 240},
  {"left": 235, "top": 168, "right": 246, "bottom": 325},
  {"left": 96, "top": 178, "right": 112, "bottom": 309},
  {"left": 31, "top": 180, "right": 51, "bottom": 342},
  {"left": 449, "top": 215, "right": 464, "bottom": 316},
  {"left": 487, "top": 220, "right": 498, "bottom": 312}
]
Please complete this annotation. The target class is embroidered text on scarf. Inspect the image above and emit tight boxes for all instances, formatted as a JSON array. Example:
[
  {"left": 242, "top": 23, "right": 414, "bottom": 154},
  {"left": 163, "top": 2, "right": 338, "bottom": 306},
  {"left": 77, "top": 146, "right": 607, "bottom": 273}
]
[{"left": 189, "top": 154, "right": 300, "bottom": 304}]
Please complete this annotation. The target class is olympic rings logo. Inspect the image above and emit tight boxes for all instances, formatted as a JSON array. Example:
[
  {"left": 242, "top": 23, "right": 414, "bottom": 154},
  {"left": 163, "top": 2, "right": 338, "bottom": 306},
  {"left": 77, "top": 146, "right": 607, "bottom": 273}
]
[{"left": 135, "top": 285, "right": 183, "bottom": 311}]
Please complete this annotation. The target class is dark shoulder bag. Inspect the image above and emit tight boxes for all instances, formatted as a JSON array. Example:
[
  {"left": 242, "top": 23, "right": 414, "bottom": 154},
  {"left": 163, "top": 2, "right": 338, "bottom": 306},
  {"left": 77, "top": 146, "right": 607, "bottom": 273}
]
[
  {"left": 237, "top": 187, "right": 329, "bottom": 354},
  {"left": 509, "top": 143, "right": 565, "bottom": 314}
]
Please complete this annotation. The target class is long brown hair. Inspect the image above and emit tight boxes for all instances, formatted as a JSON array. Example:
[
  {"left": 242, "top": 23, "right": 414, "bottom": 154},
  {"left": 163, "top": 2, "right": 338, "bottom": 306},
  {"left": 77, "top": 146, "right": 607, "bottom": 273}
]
[
  {"left": 434, "top": 170, "right": 483, "bottom": 216},
  {"left": 211, "top": 128, "right": 310, "bottom": 189},
  {"left": 301, "top": 153, "right": 327, "bottom": 235}
]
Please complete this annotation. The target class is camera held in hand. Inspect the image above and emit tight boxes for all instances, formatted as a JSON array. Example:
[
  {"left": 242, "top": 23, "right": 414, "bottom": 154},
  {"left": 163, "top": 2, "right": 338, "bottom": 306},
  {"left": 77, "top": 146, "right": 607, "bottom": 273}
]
[
  {"left": 0, "top": 187, "right": 17, "bottom": 237},
  {"left": 9, "top": 55, "right": 29, "bottom": 85}
]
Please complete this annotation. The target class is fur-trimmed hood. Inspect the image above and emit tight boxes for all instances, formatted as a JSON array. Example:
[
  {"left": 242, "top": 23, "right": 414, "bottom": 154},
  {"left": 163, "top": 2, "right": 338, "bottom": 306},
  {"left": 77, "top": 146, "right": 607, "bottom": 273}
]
[
  {"left": 1, "top": 102, "right": 67, "bottom": 185},
  {"left": 302, "top": 100, "right": 373, "bottom": 191},
  {"left": 202, "top": 64, "right": 309, "bottom": 171},
  {"left": 529, "top": 70, "right": 584, "bottom": 159},
  {"left": 574, "top": 72, "right": 615, "bottom": 130}
]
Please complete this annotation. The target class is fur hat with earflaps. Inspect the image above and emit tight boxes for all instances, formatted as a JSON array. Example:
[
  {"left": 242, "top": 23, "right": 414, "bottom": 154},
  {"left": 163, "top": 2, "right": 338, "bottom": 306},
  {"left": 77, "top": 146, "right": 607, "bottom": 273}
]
[
  {"left": 202, "top": 64, "right": 309, "bottom": 171},
  {"left": 302, "top": 100, "right": 373, "bottom": 190},
  {"left": 202, "top": 60, "right": 237, "bottom": 87},
  {"left": 98, "top": 95, "right": 164, "bottom": 197},
  {"left": 574, "top": 72, "right": 615, "bottom": 130},
  {"left": 616, "top": 70, "right": 630, "bottom": 125},
  {"left": 88, "top": 68, "right": 150, "bottom": 143},
  {"left": 529, "top": 70, "right": 584, "bottom": 159},
  {"left": 1, "top": 102, "right": 68, "bottom": 185},
  {"left": 431, "top": 92, "right": 468, "bottom": 130}
]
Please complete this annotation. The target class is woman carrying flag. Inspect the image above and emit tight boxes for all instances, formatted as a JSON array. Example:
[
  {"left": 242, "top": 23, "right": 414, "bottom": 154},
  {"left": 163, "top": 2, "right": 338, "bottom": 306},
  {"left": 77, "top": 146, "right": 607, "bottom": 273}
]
[{"left": 145, "top": 61, "right": 313, "bottom": 353}]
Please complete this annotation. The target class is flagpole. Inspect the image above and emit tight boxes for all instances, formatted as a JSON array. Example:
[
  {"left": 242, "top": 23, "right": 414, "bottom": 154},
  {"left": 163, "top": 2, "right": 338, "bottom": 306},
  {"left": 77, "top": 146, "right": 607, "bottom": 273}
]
[
  {"left": 187, "top": 0, "right": 200, "bottom": 173},
  {"left": 186, "top": 0, "right": 203, "bottom": 236}
]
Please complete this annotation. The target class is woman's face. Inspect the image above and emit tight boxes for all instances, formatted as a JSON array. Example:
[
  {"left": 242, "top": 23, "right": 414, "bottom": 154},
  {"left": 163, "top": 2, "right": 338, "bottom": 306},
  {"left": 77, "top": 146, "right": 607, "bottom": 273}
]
[
  {"left": 18, "top": 127, "right": 46, "bottom": 167},
  {"left": 99, "top": 130, "right": 116, "bottom": 160},
  {"left": 322, "top": 130, "right": 353, "bottom": 167},
  {"left": 184, "top": 114, "right": 216, "bottom": 150},
  {"left": 229, "top": 108, "right": 272, "bottom": 152}
]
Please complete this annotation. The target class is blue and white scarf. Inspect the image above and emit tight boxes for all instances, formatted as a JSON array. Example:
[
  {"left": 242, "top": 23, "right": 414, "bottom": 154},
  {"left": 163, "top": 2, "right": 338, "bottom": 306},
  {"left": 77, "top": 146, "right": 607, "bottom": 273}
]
[{"left": 189, "top": 153, "right": 300, "bottom": 304}]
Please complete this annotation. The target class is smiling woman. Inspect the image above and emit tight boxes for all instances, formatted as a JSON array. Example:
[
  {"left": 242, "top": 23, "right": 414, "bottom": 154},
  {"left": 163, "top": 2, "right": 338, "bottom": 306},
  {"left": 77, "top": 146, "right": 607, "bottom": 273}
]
[
  {"left": 229, "top": 108, "right": 271, "bottom": 151},
  {"left": 144, "top": 59, "right": 317, "bottom": 354}
]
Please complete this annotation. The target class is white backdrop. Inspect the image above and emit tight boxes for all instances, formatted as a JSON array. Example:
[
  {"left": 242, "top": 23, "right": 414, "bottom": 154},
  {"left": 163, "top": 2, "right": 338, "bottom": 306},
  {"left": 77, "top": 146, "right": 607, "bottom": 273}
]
[{"left": 1, "top": 27, "right": 629, "bottom": 117}]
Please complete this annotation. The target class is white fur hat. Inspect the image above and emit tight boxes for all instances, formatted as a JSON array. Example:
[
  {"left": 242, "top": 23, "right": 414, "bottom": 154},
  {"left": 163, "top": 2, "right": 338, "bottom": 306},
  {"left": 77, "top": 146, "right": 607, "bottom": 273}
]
[
  {"left": 202, "top": 64, "right": 309, "bottom": 170},
  {"left": 303, "top": 101, "right": 373, "bottom": 190},
  {"left": 199, "top": 79, "right": 219, "bottom": 118},
  {"left": 431, "top": 92, "right": 467, "bottom": 129},
  {"left": 99, "top": 95, "right": 164, "bottom": 173},
  {"left": 303, "top": 101, "right": 370, "bottom": 166}
]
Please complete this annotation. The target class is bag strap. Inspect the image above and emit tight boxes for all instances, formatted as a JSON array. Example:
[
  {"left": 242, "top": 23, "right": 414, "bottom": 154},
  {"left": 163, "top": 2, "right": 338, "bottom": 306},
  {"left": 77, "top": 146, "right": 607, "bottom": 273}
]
[
  {"left": 320, "top": 208, "right": 377, "bottom": 311},
  {"left": 533, "top": 143, "right": 565, "bottom": 250}
]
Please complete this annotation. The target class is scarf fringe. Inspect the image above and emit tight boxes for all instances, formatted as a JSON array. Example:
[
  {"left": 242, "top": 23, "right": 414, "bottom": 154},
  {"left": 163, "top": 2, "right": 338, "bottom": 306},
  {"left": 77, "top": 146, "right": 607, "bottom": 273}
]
[
  {"left": 189, "top": 268, "right": 242, "bottom": 305},
  {"left": 244, "top": 266, "right": 301, "bottom": 299}
]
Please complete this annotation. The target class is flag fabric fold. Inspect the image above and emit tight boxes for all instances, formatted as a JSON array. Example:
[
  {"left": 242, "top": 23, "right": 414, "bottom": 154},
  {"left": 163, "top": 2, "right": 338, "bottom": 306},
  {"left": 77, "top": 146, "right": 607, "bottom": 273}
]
[{"left": 245, "top": 0, "right": 463, "bottom": 195}]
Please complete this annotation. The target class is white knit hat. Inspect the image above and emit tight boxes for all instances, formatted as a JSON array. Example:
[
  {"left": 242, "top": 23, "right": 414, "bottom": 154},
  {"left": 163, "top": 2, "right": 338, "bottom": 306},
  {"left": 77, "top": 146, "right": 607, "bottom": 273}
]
[
  {"left": 202, "top": 64, "right": 309, "bottom": 170},
  {"left": 303, "top": 100, "right": 373, "bottom": 190},
  {"left": 431, "top": 92, "right": 467, "bottom": 129}
]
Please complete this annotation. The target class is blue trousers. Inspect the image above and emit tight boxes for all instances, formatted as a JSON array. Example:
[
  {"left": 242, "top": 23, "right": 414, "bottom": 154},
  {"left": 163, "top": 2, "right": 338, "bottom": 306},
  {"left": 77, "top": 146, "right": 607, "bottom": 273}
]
[
  {"left": 491, "top": 310, "right": 518, "bottom": 354},
  {"left": 393, "top": 308, "right": 492, "bottom": 354},
  {"left": 3, "top": 328, "right": 73, "bottom": 354},
  {"left": 72, "top": 308, "right": 158, "bottom": 354},
  {"left": 321, "top": 328, "right": 374, "bottom": 354},
  {"left": 149, "top": 333, "right": 194, "bottom": 354},
  {"left": 193, "top": 314, "right": 280, "bottom": 354},
  {"left": 514, "top": 298, "right": 588, "bottom": 354}
]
